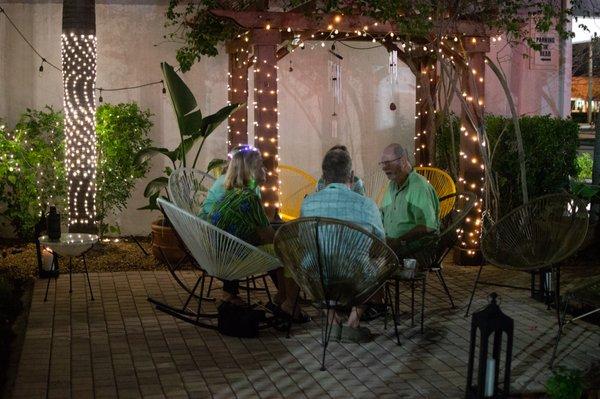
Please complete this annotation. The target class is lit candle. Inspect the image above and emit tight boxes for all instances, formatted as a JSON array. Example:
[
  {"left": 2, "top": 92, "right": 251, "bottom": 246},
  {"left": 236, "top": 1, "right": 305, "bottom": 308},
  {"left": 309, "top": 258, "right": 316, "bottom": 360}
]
[
  {"left": 484, "top": 358, "right": 496, "bottom": 397},
  {"left": 41, "top": 248, "right": 54, "bottom": 271}
]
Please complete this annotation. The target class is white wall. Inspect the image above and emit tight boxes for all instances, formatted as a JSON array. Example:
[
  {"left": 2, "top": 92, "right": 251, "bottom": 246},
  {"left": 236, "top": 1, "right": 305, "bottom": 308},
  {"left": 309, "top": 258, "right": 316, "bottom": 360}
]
[
  {"left": 0, "top": 2, "right": 571, "bottom": 235},
  {"left": 0, "top": 2, "right": 415, "bottom": 235}
]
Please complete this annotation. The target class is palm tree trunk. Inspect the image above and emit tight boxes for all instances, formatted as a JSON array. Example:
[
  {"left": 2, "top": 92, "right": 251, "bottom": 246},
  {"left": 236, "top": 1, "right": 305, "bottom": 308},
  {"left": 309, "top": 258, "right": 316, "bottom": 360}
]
[{"left": 62, "top": 0, "right": 97, "bottom": 233}]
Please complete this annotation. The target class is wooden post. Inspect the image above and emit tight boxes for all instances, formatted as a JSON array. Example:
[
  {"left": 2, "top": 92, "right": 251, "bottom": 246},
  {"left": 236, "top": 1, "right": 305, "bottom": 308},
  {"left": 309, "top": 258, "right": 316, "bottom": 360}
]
[
  {"left": 415, "top": 57, "right": 437, "bottom": 166},
  {"left": 252, "top": 29, "right": 280, "bottom": 217},
  {"left": 454, "top": 36, "right": 489, "bottom": 265},
  {"left": 227, "top": 43, "right": 250, "bottom": 150}
]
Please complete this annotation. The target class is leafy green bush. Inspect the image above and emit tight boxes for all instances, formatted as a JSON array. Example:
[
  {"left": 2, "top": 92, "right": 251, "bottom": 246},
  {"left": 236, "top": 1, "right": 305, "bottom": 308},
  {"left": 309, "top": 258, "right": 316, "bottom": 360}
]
[
  {"left": 0, "top": 108, "right": 66, "bottom": 240},
  {"left": 546, "top": 367, "right": 585, "bottom": 399},
  {"left": 575, "top": 152, "right": 593, "bottom": 181},
  {"left": 0, "top": 104, "right": 153, "bottom": 239},
  {"left": 96, "top": 103, "right": 153, "bottom": 235},
  {"left": 437, "top": 115, "right": 579, "bottom": 216}
]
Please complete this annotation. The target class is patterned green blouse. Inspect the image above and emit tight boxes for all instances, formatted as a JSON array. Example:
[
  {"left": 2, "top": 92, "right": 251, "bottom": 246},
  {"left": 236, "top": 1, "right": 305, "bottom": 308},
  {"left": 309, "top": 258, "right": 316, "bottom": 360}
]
[{"left": 208, "top": 187, "right": 269, "bottom": 246}]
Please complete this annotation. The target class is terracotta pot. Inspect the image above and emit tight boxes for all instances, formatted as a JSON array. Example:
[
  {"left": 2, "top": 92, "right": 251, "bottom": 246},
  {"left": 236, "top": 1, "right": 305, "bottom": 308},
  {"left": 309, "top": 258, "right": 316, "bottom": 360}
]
[{"left": 151, "top": 218, "right": 186, "bottom": 264}]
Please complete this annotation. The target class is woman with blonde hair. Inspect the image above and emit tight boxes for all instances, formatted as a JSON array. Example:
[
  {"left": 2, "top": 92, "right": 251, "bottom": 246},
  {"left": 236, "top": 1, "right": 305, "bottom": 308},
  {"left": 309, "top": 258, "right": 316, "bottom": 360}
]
[{"left": 209, "top": 146, "right": 309, "bottom": 322}]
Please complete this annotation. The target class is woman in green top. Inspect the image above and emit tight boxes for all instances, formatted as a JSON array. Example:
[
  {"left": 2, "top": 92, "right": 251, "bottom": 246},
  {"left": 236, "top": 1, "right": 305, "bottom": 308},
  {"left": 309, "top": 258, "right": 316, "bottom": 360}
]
[{"left": 209, "top": 146, "right": 308, "bottom": 321}]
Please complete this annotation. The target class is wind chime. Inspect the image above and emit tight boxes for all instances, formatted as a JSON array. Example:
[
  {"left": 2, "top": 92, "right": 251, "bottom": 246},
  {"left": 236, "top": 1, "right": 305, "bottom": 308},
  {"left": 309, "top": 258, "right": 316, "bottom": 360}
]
[
  {"left": 389, "top": 49, "right": 398, "bottom": 111},
  {"left": 329, "top": 44, "right": 342, "bottom": 138}
]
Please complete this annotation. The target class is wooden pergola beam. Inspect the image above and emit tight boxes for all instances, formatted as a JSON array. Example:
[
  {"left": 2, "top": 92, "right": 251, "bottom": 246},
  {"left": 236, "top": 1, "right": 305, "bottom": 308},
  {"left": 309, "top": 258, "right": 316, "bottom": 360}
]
[{"left": 209, "top": 9, "right": 490, "bottom": 37}]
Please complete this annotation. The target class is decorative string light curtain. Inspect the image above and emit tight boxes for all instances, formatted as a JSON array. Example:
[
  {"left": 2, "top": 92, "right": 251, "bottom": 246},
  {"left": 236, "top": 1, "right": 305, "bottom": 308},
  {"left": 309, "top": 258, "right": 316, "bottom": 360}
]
[{"left": 61, "top": 0, "right": 97, "bottom": 233}]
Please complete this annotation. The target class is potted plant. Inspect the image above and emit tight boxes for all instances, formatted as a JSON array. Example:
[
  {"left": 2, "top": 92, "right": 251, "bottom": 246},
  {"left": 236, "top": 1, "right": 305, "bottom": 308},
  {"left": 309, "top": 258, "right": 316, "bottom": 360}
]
[{"left": 136, "top": 62, "right": 240, "bottom": 262}]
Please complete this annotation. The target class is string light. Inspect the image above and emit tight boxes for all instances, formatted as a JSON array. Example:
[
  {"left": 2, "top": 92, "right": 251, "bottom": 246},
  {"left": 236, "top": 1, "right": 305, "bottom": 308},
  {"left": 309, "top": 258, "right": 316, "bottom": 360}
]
[{"left": 61, "top": 31, "right": 98, "bottom": 230}]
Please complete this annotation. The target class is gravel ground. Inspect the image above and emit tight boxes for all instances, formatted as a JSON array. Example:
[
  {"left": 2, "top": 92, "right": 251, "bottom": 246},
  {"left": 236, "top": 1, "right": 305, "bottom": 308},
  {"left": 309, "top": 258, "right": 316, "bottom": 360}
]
[{"left": 0, "top": 237, "right": 166, "bottom": 281}]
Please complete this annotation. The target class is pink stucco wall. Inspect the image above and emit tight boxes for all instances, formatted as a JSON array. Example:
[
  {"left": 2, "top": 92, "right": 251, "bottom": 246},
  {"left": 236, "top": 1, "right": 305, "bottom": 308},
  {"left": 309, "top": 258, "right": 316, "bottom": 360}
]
[{"left": 485, "top": 36, "right": 572, "bottom": 118}]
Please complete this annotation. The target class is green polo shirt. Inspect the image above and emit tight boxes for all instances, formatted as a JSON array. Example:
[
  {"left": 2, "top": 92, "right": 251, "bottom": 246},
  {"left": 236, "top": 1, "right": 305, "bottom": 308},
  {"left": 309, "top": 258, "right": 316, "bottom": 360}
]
[{"left": 380, "top": 170, "right": 440, "bottom": 239}]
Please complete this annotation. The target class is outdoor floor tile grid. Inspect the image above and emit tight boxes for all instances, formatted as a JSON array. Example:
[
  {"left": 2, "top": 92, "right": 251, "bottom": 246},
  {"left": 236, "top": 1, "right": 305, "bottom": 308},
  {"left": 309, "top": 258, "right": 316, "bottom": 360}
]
[{"left": 11, "top": 264, "right": 600, "bottom": 399}]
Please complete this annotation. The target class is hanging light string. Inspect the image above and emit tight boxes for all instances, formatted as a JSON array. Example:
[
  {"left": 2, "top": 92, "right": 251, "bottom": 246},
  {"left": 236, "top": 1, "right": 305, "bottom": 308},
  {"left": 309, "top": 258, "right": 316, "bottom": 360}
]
[
  {"left": 0, "top": 6, "right": 166, "bottom": 97},
  {"left": 0, "top": 6, "right": 62, "bottom": 71}
]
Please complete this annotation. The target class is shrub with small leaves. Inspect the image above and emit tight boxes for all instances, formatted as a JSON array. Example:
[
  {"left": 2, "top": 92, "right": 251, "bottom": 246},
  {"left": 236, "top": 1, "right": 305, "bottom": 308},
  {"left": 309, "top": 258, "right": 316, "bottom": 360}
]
[
  {"left": 96, "top": 103, "right": 153, "bottom": 236},
  {"left": 575, "top": 152, "right": 593, "bottom": 182},
  {"left": 0, "top": 108, "right": 66, "bottom": 240}
]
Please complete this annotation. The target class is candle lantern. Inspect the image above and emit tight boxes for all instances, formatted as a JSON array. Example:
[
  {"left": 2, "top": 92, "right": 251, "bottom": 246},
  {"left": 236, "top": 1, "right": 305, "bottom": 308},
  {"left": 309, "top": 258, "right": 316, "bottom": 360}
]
[
  {"left": 35, "top": 211, "right": 59, "bottom": 279},
  {"left": 466, "top": 293, "right": 513, "bottom": 399}
]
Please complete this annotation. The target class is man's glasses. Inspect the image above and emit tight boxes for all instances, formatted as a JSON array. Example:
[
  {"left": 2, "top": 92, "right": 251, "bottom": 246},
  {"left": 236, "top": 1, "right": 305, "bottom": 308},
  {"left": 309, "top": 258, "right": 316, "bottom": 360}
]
[{"left": 378, "top": 156, "right": 403, "bottom": 167}]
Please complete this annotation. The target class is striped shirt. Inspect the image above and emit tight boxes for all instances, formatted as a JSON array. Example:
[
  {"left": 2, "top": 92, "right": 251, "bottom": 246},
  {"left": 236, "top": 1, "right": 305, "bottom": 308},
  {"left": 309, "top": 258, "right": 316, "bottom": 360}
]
[{"left": 301, "top": 183, "right": 385, "bottom": 239}]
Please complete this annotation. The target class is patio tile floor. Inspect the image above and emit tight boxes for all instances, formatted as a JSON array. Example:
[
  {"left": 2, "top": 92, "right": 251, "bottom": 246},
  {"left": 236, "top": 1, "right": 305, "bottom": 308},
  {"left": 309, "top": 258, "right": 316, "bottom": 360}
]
[{"left": 11, "top": 264, "right": 600, "bottom": 398}]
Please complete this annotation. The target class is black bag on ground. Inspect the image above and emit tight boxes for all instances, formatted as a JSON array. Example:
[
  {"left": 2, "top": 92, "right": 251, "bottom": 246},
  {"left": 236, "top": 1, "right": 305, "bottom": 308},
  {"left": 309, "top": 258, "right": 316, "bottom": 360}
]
[{"left": 217, "top": 301, "right": 265, "bottom": 338}]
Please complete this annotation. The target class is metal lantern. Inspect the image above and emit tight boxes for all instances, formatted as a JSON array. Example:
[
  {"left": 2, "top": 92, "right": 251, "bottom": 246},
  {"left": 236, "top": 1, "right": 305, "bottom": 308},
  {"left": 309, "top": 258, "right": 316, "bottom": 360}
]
[
  {"left": 34, "top": 211, "right": 59, "bottom": 279},
  {"left": 466, "top": 293, "right": 514, "bottom": 399}
]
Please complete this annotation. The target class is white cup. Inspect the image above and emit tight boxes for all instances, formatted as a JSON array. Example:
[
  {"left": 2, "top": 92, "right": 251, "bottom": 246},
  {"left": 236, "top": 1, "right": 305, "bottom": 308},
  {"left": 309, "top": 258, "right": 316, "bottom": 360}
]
[{"left": 403, "top": 258, "right": 417, "bottom": 270}]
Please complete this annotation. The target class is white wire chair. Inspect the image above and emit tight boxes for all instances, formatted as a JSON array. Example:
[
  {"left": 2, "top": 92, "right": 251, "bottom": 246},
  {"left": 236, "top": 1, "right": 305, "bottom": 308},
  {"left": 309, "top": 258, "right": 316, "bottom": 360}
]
[
  {"left": 148, "top": 168, "right": 218, "bottom": 320},
  {"left": 167, "top": 168, "right": 216, "bottom": 215},
  {"left": 148, "top": 198, "right": 281, "bottom": 329}
]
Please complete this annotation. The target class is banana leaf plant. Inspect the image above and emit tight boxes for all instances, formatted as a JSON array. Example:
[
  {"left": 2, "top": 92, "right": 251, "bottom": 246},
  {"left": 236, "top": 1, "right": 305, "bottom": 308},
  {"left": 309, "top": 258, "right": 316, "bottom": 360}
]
[{"left": 136, "top": 62, "right": 241, "bottom": 210}]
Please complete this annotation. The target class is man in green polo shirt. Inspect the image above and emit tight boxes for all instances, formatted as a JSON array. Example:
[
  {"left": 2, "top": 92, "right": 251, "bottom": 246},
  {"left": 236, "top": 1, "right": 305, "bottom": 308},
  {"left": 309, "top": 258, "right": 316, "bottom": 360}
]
[{"left": 379, "top": 143, "right": 440, "bottom": 251}]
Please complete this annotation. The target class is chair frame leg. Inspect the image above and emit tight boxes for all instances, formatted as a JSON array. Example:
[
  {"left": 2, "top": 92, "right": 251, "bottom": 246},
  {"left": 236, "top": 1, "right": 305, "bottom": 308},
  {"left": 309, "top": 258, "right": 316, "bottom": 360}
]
[
  {"left": 385, "top": 284, "right": 401, "bottom": 345},
  {"left": 149, "top": 249, "right": 217, "bottom": 320},
  {"left": 69, "top": 257, "right": 73, "bottom": 294},
  {"left": 262, "top": 275, "right": 272, "bottom": 304},
  {"left": 434, "top": 268, "right": 455, "bottom": 309},
  {"left": 421, "top": 275, "right": 427, "bottom": 334},
  {"left": 465, "top": 264, "right": 484, "bottom": 317},
  {"left": 550, "top": 293, "right": 570, "bottom": 368},
  {"left": 395, "top": 280, "right": 400, "bottom": 324},
  {"left": 43, "top": 255, "right": 59, "bottom": 302},
  {"left": 383, "top": 283, "right": 389, "bottom": 330},
  {"left": 319, "top": 299, "right": 338, "bottom": 371},
  {"left": 82, "top": 254, "right": 94, "bottom": 301},
  {"left": 245, "top": 277, "right": 251, "bottom": 305},
  {"left": 411, "top": 280, "right": 415, "bottom": 327}
]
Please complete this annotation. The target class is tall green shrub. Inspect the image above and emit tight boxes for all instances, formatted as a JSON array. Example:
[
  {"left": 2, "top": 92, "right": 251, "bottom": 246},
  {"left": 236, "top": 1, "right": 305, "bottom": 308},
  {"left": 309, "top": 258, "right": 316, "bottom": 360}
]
[
  {"left": 487, "top": 115, "right": 578, "bottom": 215},
  {"left": 436, "top": 115, "right": 579, "bottom": 216},
  {"left": 96, "top": 103, "right": 153, "bottom": 235},
  {"left": 0, "top": 108, "right": 66, "bottom": 239}
]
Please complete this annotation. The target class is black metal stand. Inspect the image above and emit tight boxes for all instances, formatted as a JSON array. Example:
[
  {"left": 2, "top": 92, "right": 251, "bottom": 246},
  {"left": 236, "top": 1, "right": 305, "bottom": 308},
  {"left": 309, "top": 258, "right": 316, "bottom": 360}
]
[
  {"left": 388, "top": 273, "right": 427, "bottom": 334},
  {"left": 44, "top": 251, "right": 95, "bottom": 302}
]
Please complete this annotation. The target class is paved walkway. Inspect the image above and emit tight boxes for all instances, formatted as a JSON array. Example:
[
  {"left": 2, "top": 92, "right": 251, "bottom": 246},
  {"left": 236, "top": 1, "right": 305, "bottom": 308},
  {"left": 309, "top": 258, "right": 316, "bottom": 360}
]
[{"left": 11, "top": 265, "right": 600, "bottom": 398}]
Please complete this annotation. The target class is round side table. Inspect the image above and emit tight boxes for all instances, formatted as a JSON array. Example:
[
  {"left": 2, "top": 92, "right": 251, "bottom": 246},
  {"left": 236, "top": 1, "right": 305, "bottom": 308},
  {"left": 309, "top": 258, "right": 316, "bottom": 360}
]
[{"left": 39, "top": 233, "right": 98, "bottom": 301}]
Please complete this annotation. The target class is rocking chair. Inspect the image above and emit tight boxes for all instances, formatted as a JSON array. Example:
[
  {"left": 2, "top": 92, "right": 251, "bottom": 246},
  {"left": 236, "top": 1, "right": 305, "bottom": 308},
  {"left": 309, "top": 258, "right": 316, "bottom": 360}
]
[{"left": 151, "top": 198, "right": 282, "bottom": 328}]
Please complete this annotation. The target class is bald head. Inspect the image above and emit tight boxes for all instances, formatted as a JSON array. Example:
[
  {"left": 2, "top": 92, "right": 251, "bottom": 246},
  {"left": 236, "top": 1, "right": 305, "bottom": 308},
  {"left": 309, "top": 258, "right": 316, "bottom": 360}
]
[
  {"left": 383, "top": 143, "right": 407, "bottom": 159},
  {"left": 380, "top": 143, "right": 412, "bottom": 184}
]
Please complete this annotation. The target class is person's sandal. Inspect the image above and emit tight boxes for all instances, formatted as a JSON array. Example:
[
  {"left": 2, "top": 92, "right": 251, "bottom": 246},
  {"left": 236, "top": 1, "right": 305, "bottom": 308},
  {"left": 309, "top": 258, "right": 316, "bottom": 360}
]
[{"left": 340, "top": 326, "right": 372, "bottom": 343}]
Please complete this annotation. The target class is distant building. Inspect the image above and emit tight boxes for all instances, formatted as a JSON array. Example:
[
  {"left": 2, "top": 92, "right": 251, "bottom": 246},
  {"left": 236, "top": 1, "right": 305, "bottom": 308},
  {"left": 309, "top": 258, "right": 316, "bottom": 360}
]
[{"left": 571, "top": 41, "right": 600, "bottom": 120}]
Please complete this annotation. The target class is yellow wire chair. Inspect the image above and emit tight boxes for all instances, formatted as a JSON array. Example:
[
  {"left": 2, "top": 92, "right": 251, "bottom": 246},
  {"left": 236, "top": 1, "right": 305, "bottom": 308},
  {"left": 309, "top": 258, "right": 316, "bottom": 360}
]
[
  {"left": 278, "top": 164, "right": 318, "bottom": 221},
  {"left": 414, "top": 166, "right": 457, "bottom": 218},
  {"left": 363, "top": 168, "right": 389, "bottom": 206}
]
